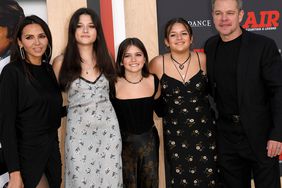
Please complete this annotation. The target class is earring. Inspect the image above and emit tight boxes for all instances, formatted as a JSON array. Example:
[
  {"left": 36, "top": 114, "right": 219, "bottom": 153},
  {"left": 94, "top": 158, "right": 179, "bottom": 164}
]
[
  {"left": 120, "top": 62, "right": 123, "bottom": 66},
  {"left": 19, "top": 47, "right": 25, "bottom": 60},
  {"left": 45, "top": 44, "right": 52, "bottom": 59}
]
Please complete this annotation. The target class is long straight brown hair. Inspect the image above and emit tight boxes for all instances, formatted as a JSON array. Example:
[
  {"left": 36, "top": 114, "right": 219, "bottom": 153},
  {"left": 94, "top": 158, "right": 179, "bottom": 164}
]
[{"left": 59, "top": 8, "right": 116, "bottom": 91}]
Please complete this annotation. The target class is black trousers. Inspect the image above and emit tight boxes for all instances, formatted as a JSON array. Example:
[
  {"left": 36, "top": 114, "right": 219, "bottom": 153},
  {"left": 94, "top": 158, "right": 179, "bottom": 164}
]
[{"left": 216, "top": 118, "right": 280, "bottom": 188}]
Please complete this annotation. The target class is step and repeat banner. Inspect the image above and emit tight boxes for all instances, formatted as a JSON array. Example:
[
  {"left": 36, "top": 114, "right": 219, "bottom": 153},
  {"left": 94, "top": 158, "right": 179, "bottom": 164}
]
[{"left": 157, "top": 0, "right": 281, "bottom": 54}]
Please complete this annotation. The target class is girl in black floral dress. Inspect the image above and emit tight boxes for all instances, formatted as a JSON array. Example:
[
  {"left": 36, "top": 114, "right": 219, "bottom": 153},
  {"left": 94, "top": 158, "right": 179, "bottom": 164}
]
[{"left": 150, "top": 18, "right": 218, "bottom": 187}]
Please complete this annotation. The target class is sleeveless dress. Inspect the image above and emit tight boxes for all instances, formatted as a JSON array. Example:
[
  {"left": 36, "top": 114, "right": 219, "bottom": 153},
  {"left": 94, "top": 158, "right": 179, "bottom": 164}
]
[
  {"left": 65, "top": 74, "right": 123, "bottom": 188},
  {"left": 161, "top": 54, "right": 217, "bottom": 187},
  {"left": 111, "top": 74, "right": 160, "bottom": 188}
]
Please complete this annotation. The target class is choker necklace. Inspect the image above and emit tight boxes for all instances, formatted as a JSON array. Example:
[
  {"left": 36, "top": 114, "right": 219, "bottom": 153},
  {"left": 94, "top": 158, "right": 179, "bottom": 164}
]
[
  {"left": 124, "top": 76, "right": 143, "bottom": 84},
  {"left": 171, "top": 52, "right": 191, "bottom": 70}
]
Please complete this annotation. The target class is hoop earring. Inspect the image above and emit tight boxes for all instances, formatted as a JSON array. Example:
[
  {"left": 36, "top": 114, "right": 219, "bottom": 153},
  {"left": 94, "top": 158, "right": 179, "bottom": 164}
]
[
  {"left": 45, "top": 44, "right": 52, "bottom": 59},
  {"left": 20, "top": 47, "right": 25, "bottom": 60}
]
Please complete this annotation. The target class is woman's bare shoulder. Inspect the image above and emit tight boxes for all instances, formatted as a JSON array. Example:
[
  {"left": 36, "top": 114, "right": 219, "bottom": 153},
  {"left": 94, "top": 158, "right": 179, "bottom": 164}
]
[{"left": 149, "top": 53, "right": 170, "bottom": 78}]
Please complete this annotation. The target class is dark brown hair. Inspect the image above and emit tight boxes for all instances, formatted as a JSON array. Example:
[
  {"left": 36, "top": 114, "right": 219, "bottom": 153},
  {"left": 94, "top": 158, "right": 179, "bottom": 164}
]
[
  {"left": 164, "top": 17, "right": 193, "bottom": 40},
  {"left": 59, "top": 8, "right": 115, "bottom": 91},
  {"left": 115, "top": 37, "right": 149, "bottom": 78}
]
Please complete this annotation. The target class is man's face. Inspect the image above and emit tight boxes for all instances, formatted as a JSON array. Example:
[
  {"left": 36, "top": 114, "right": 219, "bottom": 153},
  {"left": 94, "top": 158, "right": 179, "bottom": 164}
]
[
  {"left": 212, "top": 0, "right": 244, "bottom": 41},
  {"left": 0, "top": 26, "right": 11, "bottom": 55}
]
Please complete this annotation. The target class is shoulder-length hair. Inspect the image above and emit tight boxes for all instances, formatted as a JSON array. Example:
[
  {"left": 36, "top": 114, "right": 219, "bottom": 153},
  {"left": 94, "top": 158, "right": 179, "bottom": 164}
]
[
  {"left": 59, "top": 7, "right": 115, "bottom": 91},
  {"left": 115, "top": 37, "right": 149, "bottom": 78}
]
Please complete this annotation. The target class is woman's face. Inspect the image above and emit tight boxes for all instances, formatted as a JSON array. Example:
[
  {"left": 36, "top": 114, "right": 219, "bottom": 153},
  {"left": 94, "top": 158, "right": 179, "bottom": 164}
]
[
  {"left": 18, "top": 23, "right": 48, "bottom": 64},
  {"left": 75, "top": 14, "right": 97, "bottom": 46},
  {"left": 122, "top": 45, "right": 145, "bottom": 74},
  {"left": 165, "top": 23, "right": 192, "bottom": 53}
]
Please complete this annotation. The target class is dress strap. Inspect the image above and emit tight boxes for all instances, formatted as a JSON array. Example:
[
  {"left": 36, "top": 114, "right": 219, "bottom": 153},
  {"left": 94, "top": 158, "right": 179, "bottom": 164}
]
[
  {"left": 152, "top": 74, "right": 159, "bottom": 97},
  {"left": 195, "top": 52, "right": 202, "bottom": 71},
  {"left": 162, "top": 55, "right": 165, "bottom": 74}
]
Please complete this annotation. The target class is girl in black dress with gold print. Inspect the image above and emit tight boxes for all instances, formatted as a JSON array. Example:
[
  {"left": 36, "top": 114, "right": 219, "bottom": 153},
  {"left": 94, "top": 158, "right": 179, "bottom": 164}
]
[
  {"left": 0, "top": 16, "right": 62, "bottom": 188},
  {"left": 150, "top": 18, "right": 218, "bottom": 187},
  {"left": 111, "top": 38, "right": 161, "bottom": 188}
]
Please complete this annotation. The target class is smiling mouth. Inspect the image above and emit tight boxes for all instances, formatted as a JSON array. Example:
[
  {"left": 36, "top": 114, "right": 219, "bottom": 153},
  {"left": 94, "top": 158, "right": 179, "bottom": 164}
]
[
  {"left": 129, "top": 63, "right": 139, "bottom": 67},
  {"left": 33, "top": 48, "right": 43, "bottom": 52}
]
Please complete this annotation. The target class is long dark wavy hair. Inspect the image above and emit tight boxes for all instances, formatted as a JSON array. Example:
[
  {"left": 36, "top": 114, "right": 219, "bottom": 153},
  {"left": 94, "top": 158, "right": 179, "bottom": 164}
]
[
  {"left": 10, "top": 15, "right": 53, "bottom": 79},
  {"left": 59, "top": 8, "right": 115, "bottom": 91},
  {"left": 115, "top": 37, "right": 150, "bottom": 78}
]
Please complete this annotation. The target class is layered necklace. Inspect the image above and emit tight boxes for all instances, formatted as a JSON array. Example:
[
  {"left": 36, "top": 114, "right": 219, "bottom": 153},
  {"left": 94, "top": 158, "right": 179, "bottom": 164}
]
[
  {"left": 171, "top": 52, "right": 192, "bottom": 84},
  {"left": 124, "top": 76, "right": 143, "bottom": 84},
  {"left": 171, "top": 52, "right": 191, "bottom": 70}
]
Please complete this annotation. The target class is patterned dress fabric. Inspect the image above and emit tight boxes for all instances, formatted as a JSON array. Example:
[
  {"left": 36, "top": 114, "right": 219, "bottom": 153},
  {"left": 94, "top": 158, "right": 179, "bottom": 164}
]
[
  {"left": 161, "top": 68, "right": 217, "bottom": 187},
  {"left": 65, "top": 74, "right": 123, "bottom": 188}
]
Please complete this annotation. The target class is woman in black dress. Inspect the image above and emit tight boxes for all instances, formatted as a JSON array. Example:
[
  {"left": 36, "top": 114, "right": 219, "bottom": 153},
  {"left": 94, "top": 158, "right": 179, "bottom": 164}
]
[
  {"left": 111, "top": 38, "right": 162, "bottom": 188},
  {"left": 0, "top": 15, "right": 62, "bottom": 188},
  {"left": 150, "top": 18, "right": 218, "bottom": 187}
]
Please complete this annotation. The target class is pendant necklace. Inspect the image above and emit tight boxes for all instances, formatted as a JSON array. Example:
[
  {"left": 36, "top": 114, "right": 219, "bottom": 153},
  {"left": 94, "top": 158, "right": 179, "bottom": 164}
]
[
  {"left": 124, "top": 76, "right": 143, "bottom": 84},
  {"left": 84, "top": 66, "right": 95, "bottom": 74},
  {"left": 171, "top": 53, "right": 192, "bottom": 84},
  {"left": 81, "top": 61, "right": 95, "bottom": 75},
  {"left": 171, "top": 52, "right": 191, "bottom": 70}
]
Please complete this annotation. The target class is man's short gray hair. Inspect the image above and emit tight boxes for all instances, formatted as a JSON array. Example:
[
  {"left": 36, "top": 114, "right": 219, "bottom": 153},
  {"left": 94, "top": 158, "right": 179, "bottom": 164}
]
[{"left": 211, "top": 0, "right": 243, "bottom": 11}]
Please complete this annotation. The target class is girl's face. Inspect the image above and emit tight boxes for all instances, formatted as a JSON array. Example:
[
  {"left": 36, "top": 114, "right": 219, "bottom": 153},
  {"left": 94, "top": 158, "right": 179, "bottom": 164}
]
[
  {"left": 165, "top": 22, "right": 192, "bottom": 53},
  {"left": 18, "top": 23, "right": 48, "bottom": 64},
  {"left": 75, "top": 14, "right": 97, "bottom": 46},
  {"left": 122, "top": 45, "right": 145, "bottom": 74}
]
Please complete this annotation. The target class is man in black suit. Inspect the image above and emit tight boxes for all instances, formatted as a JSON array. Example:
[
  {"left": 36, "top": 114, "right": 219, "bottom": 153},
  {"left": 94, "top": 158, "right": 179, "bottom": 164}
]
[{"left": 204, "top": 0, "right": 282, "bottom": 187}]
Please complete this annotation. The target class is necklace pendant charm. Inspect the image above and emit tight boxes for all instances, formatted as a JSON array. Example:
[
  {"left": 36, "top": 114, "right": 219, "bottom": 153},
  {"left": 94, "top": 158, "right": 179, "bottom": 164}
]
[
  {"left": 179, "top": 64, "right": 184, "bottom": 70},
  {"left": 86, "top": 71, "right": 88, "bottom": 74}
]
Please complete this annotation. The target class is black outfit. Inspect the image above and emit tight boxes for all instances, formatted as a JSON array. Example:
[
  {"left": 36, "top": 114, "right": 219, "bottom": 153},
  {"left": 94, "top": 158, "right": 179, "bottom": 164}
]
[
  {"left": 161, "top": 53, "right": 217, "bottom": 187},
  {"left": 0, "top": 61, "right": 63, "bottom": 188},
  {"left": 205, "top": 29, "right": 282, "bottom": 188},
  {"left": 111, "top": 74, "right": 160, "bottom": 188}
]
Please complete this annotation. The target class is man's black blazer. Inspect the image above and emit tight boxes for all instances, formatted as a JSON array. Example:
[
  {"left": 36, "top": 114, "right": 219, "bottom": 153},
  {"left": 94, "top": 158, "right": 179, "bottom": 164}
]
[{"left": 204, "top": 29, "right": 282, "bottom": 160}]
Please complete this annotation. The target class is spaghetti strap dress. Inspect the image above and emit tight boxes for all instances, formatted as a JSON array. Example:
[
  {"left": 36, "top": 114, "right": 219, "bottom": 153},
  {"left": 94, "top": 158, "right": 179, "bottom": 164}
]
[
  {"left": 65, "top": 74, "right": 123, "bottom": 187},
  {"left": 161, "top": 53, "right": 217, "bottom": 187}
]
